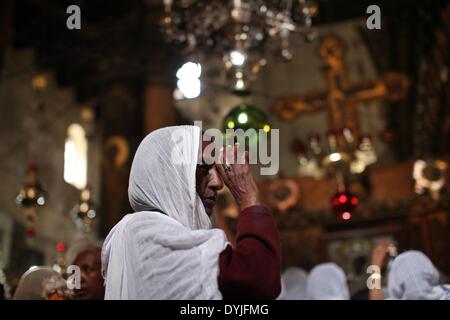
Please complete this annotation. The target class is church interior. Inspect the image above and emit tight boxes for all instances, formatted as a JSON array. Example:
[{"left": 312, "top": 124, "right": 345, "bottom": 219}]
[{"left": 0, "top": 0, "right": 449, "bottom": 299}]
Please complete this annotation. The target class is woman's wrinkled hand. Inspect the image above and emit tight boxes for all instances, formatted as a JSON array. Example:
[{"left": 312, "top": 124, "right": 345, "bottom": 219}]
[{"left": 215, "top": 143, "right": 260, "bottom": 212}]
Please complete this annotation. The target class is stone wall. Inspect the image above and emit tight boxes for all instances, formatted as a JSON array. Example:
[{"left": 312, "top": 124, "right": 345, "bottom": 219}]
[{"left": 0, "top": 48, "right": 101, "bottom": 281}]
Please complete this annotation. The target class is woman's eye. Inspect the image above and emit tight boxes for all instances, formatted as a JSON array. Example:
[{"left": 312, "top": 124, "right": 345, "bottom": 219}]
[
  {"left": 200, "top": 164, "right": 213, "bottom": 172},
  {"left": 84, "top": 266, "right": 93, "bottom": 273}
]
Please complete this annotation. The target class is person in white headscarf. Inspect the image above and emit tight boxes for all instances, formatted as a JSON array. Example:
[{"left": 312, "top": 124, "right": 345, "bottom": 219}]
[
  {"left": 13, "top": 267, "right": 59, "bottom": 300},
  {"left": 277, "top": 267, "right": 308, "bottom": 300},
  {"left": 307, "top": 263, "right": 350, "bottom": 300},
  {"left": 387, "top": 250, "right": 450, "bottom": 300},
  {"left": 102, "top": 126, "right": 281, "bottom": 300}
]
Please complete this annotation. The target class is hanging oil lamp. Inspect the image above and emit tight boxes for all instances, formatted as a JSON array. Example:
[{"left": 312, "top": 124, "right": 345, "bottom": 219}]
[
  {"left": 330, "top": 172, "right": 359, "bottom": 221},
  {"left": 52, "top": 242, "right": 66, "bottom": 274},
  {"left": 71, "top": 186, "right": 96, "bottom": 233},
  {"left": 16, "top": 163, "right": 46, "bottom": 237}
]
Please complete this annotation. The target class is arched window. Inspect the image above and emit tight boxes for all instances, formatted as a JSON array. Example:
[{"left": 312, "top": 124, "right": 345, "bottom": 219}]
[{"left": 64, "top": 124, "right": 87, "bottom": 189}]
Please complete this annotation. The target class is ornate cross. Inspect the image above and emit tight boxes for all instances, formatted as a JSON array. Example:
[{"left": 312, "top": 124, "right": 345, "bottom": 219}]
[{"left": 273, "top": 35, "right": 409, "bottom": 137}]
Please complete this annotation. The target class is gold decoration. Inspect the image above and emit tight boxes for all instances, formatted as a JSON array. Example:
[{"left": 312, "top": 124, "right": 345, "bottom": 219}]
[
  {"left": 104, "top": 135, "right": 130, "bottom": 168},
  {"left": 32, "top": 74, "right": 48, "bottom": 92},
  {"left": 71, "top": 186, "right": 96, "bottom": 233},
  {"left": 273, "top": 35, "right": 409, "bottom": 138},
  {"left": 16, "top": 164, "right": 46, "bottom": 236},
  {"left": 413, "top": 160, "right": 448, "bottom": 200},
  {"left": 267, "top": 179, "right": 300, "bottom": 214}
]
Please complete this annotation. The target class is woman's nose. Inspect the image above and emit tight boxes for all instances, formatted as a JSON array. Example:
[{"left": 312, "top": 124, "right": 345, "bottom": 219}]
[{"left": 209, "top": 168, "right": 224, "bottom": 191}]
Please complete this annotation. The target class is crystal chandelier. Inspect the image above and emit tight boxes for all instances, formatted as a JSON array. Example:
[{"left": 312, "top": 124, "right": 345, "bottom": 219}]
[{"left": 161, "top": 0, "right": 318, "bottom": 93}]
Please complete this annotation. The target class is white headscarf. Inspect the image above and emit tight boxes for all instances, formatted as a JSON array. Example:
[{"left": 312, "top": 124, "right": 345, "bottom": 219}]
[
  {"left": 13, "top": 267, "right": 59, "bottom": 300},
  {"left": 307, "top": 263, "right": 350, "bottom": 300},
  {"left": 277, "top": 267, "right": 308, "bottom": 300},
  {"left": 388, "top": 250, "right": 450, "bottom": 300},
  {"left": 102, "top": 126, "right": 229, "bottom": 299}
]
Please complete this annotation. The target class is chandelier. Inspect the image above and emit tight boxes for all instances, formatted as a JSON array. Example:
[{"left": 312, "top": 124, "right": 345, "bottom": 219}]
[
  {"left": 16, "top": 163, "right": 46, "bottom": 237},
  {"left": 161, "top": 0, "right": 318, "bottom": 94},
  {"left": 71, "top": 186, "right": 96, "bottom": 233},
  {"left": 292, "top": 128, "right": 373, "bottom": 221},
  {"left": 292, "top": 127, "right": 377, "bottom": 179}
]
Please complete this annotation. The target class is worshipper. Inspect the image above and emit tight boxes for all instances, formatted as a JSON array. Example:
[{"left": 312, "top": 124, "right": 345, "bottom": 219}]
[
  {"left": 306, "top": 263, "right": 350, "bottom": 300},
  {"left": 72, "top": 247, "right": 104, "bottom": 300},
  {"left": 102, "top": 125, "right": 281, "bottom": 299},
  {"left": 42, "top": 274, "right": 73, "bottom": 300},
  {"left": 277, "top": 267, "right": 308, "bottom": 300},
  {"left": 387, "top": 250, "right": 450, "bottom": 300},
  {"left": 368, "top": 240, "right": 391, "bottom": 300},
  {"left": 12, "top": 266, "right": 59, "bottom": 300}
]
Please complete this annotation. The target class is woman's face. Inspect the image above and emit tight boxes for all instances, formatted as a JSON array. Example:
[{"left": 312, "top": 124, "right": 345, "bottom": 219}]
[
  {"left": 72, "top": 249, "right": 104, "bottom": 300},
  {"left": 196, "top": 140, "right": 224, "bottom": 216}
]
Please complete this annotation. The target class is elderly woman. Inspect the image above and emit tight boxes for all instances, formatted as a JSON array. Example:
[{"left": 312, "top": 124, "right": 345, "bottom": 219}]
[
  {"left": 387, "top": 250, "right": 450, "bottom": 300},
  {"left": 101, "top": 126, "right": 281, "bottom": 299},
  {"left": 306, "top": 263, "right": 350, "bottom": 300}
]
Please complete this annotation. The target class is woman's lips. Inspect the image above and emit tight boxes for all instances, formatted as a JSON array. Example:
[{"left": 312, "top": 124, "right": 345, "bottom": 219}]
[
  {"left": 204, "top": 198, "right": 217, "bottom": 208},
  {"left": 74, "top": 288, "right": 87, "bottom": 298}
]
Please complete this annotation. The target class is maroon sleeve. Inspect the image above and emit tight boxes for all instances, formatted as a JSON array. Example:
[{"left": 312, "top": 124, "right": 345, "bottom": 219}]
[{"left": 218, "top": 205, "right": 282, "bottom": 299}]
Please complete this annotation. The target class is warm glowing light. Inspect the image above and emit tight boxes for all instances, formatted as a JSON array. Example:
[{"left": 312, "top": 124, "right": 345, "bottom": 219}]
[
  {"left": 351, "top": 197, "right": 359, "bottom": 205},
  {"left": 27, "top": 189, "right": 36, "bottom": 199},
  {"left": 175, "top": 62, "right": 202, "bottom": 99},
  {"left": 235, "top": 79, "right": 245, "bottom": 90},
  {"left": 339, "top": 195, "right": 347, "bottom": 203},
  {"left": 329, "top": 152, "right": 341, "bottom": 162},
  {"left": 227, "top": 121, "right": 235, "bottom": 129},
  {"left": 342, "top": 212, "right": 351, "bottom": 220},
  {"left": 79, "top": 202, "right": 89, "bottom": 213},
  {"left": 176, "top": 61, "right": 202, "bottom": 79},
  {"left": 238, "top": 112, "right": 248, "bottom": 124},
  {"left": 64, "top": 124, "right": 87, "bottom": 190},
  {"left": 56, "top": 242, "right": 65, "bottom": 252},
  {"left": 177, "top": 79, "right": 201, "bottom": 99},
  {"left": 230, "top": 50, "right": 246, "bottom": 66},
  {"left": 263, "top": 124, "right": 271, "bottom": 132}
]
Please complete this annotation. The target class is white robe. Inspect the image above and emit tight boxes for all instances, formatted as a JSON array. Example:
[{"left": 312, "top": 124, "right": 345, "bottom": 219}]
[
  {"left": 101, "top": 126, "right": 228, "bottom": 299},
  {"left": 277, "top": 267, "right": 308, "bottom": 300},
  {"left": 306, "top": 263, "right": 350, "bottom": 300},
  {"left": 388, "top": 250, "right": 450, "bottom": 300}
]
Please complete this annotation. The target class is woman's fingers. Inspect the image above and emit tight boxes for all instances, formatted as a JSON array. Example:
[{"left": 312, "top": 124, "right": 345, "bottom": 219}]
[
  {"left": 215, "top": 161, "right": 227, "bottom": 181},
  {"left": 225, "top": 144, "right": 235, "bottom": 165},
  {"left": 216, "top": 143, "right": 251, "bottom": 180},
  {"left": 216, "top": 147, "right": 229, "bottom": 180}
]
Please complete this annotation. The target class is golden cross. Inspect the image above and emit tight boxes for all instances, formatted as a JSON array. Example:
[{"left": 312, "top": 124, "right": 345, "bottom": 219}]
[{"left": 273, "top": 35, "right": 409, "bottom": 137}]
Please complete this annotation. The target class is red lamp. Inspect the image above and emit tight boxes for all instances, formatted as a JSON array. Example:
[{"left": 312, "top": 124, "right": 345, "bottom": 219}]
[{"left": 331, "top": 190, "right": 359, "bottom": 220}]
